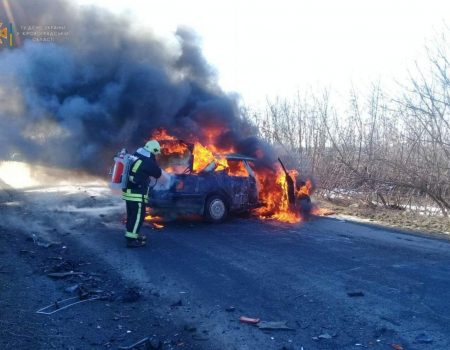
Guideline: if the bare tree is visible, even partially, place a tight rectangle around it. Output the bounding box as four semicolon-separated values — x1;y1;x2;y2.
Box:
246;29;450;217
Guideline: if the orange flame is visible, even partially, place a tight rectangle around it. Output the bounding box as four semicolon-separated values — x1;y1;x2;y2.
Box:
150;128;313;223
152;128;177;141
225;160;248;177
145;214;165;229
312;207;335;216
161;141;188;155
145;214;163;222
255;166;300;223
297;179;312;198
192;142;216;172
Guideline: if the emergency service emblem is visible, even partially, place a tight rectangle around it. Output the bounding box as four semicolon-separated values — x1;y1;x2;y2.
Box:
0;21;13;47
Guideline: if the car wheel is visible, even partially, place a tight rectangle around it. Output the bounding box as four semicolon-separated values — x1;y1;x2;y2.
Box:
205;195;228;223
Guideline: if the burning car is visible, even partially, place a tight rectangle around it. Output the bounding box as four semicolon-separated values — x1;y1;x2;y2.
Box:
111;129;313;224
148;139;260;222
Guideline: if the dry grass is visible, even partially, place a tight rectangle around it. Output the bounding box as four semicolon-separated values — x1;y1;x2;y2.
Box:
315;197;450;237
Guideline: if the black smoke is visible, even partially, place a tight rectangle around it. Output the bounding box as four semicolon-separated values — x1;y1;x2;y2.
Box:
0;0;274;175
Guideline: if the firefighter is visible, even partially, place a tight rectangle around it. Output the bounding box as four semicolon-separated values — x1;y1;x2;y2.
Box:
123;140;162;248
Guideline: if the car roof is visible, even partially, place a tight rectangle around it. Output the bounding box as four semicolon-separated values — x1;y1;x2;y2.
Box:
224;153;256;161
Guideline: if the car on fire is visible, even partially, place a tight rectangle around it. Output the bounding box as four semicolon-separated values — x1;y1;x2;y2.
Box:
147;140;260;223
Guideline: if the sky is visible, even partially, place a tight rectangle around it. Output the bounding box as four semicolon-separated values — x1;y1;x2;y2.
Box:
75;0;450;106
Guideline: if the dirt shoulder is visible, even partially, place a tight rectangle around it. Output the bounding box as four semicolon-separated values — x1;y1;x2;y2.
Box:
315;197;450;238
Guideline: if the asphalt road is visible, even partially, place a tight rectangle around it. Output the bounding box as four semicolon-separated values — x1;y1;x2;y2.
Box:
81;210;450;350
2;186;449;349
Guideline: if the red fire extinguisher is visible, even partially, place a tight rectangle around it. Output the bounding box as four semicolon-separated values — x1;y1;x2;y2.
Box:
110;149;127;189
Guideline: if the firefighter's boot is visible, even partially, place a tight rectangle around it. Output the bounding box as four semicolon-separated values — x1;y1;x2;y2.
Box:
126;236;146;248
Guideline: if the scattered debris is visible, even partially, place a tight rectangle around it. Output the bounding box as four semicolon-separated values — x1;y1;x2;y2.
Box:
391;344;404;350
121;287;142;303
184;324;197;332
225;306;236;312
149;337;162;349
380;316;401;326
47;256;63;260
118;337;149;350
295;320;310;329
77;285;97;300
347;291;365;297
47;260;80;273
192;334;209;341
113;313;130;320
171;299;183;307
373;327;388;338
47;271;85;279
318;333;332;339
37;241;60;248
256;321;293;331
313;333;334;340
239;316;260;324
32;234;61;248
65;284;80;293
415;333;433;344
36;295;101;315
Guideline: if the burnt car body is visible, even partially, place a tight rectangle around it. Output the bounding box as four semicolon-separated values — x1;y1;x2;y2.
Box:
148;147;260;222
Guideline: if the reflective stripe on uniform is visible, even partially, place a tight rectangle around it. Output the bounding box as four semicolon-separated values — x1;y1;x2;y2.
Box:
122;195;144;202
125;231;139;239
131;159;142;173
122;193;148;199
133;202;142;234
123;189;148;196
122;191;149;202
123;192;143;198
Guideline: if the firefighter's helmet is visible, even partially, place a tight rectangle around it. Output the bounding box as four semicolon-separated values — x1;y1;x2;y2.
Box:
144;140;161;155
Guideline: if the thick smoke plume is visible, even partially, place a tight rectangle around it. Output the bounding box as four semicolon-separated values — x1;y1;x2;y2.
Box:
0;0;273;175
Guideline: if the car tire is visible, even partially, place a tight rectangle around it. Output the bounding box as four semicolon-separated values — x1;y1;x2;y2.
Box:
204;195;228;223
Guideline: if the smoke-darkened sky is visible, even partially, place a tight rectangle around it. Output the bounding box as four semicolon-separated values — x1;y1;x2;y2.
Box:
0;0;267;174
